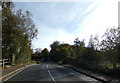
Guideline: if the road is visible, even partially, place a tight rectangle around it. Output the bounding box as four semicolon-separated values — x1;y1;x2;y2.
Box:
5;63;101;83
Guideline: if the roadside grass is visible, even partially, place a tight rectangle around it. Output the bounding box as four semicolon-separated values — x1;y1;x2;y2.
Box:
37;61;43;64
31;60;37;64
58;60;63;65
2;60;40;69
0;65;2;69
76;62;120;78
93;62;120;78
99;62;113;70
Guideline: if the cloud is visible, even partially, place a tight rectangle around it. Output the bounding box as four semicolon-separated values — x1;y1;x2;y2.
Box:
80;0;100;16
12;0;94;2
32;0;119;50
32;25;75;50
74;0;119;44
27;2;94;33
14;0;119;50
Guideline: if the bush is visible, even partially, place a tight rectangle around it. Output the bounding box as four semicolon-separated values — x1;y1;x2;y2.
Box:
37;61;43;64
58;60;63;65
31;61;37;64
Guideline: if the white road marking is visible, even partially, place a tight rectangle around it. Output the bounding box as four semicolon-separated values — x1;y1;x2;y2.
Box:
65;67;98;81
0;64;37;80
48;70;56;83
70;73;76;75
54;65;63;68
47;65;56;83
3;64;34;81
4;67;25;81
0;67;24;80
47;65;48;69
66;67;81;75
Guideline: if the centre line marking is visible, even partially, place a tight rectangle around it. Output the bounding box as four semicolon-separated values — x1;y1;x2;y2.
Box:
47;65;48;69
47;65;56;83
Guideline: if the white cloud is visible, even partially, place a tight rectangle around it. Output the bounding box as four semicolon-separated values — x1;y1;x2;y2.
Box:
32;25;75;50
31;0;119;50
75;0;119;45
80;0;100;16
12;0;93;2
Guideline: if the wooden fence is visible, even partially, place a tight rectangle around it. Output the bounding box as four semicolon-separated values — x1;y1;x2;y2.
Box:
0;59;11;68
0;59;2;67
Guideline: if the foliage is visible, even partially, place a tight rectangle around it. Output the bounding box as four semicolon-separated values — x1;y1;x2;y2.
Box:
40;48;49;62
3;2;119;78
2;2;38;64
50;41;60;50
50;43;75;62
58;60;63;65
31;48;49;62
48;27;120;78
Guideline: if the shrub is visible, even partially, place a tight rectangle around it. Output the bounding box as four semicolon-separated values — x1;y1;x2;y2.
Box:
58;60;63;65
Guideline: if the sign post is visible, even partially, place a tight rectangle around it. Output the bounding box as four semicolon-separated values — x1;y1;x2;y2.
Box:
12;54;15;66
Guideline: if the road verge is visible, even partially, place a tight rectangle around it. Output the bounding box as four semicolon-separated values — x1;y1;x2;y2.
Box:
1;64;35;82
64;64;120;83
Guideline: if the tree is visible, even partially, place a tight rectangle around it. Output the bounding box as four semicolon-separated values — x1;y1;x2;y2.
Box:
100;27;120;70
34;48;42;57
2;2;38;64
50;42;75;63
31;48;42;60
40;48;49;62
2;2;16;58
74;38;85;47
49;41;60;61
88;35;94;49
50;41;60;50
73;38;85;58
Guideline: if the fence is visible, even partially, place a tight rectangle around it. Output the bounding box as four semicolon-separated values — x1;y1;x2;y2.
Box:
0;59;11;68
0;59;2;68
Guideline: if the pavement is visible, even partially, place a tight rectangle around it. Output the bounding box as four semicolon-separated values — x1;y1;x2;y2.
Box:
3;63;101;83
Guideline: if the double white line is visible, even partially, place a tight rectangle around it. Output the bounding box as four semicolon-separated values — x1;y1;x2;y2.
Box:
47;65;56;83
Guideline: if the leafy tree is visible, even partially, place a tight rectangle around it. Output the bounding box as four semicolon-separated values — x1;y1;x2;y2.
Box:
2;2;38;64
50;42;75;63
50;41;60;50
32;48;42;59
100;27;120;70
48;27;120;77
57;44;73;62
40;48;49;62
88;35;94;49
74;38;85;47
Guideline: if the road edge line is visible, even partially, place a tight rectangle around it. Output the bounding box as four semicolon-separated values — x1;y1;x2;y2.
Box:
0;67;24;80
1;64;34;81
64;65;107;83
4;68;25;81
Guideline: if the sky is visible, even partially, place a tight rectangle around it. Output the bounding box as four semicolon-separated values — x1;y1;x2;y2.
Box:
13;0;119;51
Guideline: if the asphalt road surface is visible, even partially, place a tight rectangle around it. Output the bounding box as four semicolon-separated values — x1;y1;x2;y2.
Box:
5;63;101;83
